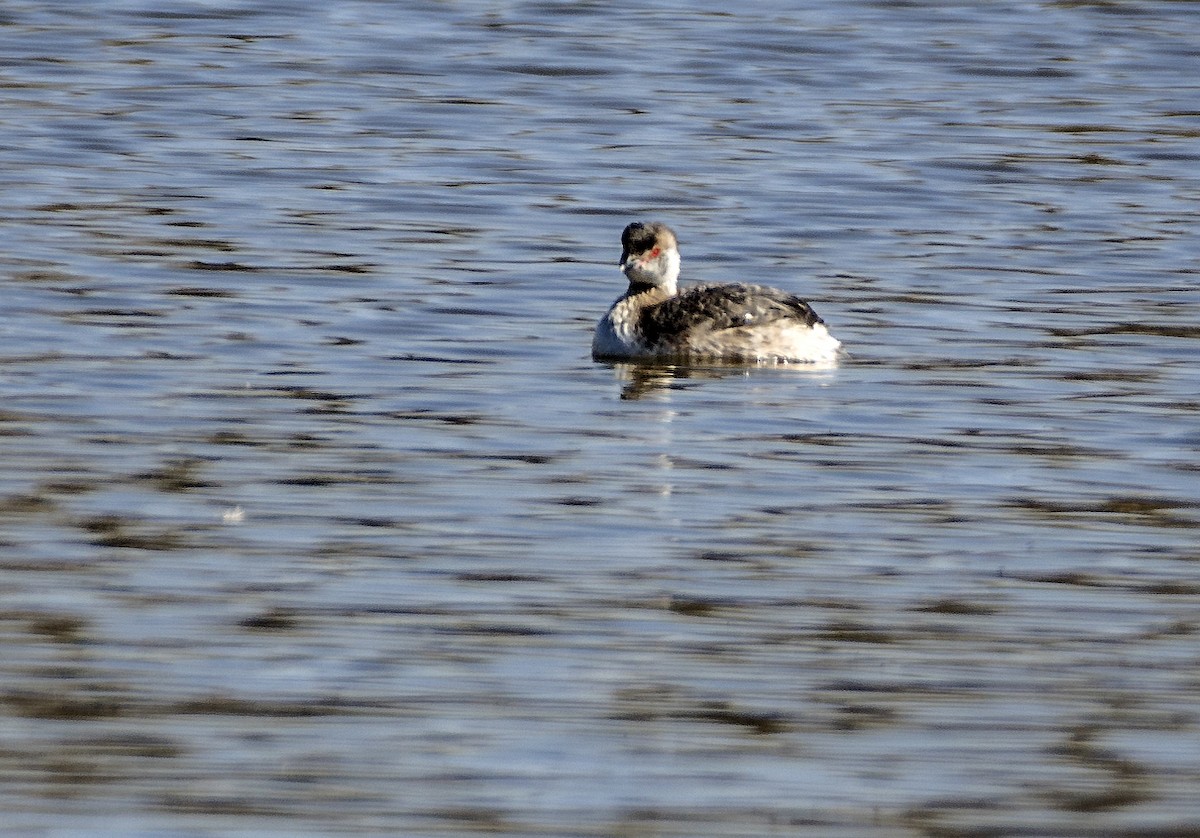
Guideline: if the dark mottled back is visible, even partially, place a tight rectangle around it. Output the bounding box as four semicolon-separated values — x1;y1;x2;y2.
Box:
638;283;824;349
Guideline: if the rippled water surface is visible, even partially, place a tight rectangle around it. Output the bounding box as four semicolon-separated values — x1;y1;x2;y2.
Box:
2;1;1199;835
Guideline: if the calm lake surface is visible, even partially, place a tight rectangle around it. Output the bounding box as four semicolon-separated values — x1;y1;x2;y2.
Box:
2;1;1199;835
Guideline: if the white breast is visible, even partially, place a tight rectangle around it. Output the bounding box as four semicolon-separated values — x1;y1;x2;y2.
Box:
592;297;642;358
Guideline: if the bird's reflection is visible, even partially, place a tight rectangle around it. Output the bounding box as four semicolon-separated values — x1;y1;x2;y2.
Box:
604;359;839;401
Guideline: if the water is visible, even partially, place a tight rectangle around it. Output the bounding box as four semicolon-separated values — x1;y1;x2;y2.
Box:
1;1;1199;835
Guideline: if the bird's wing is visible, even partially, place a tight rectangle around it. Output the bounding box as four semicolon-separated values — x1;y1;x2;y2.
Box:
639;284;822;347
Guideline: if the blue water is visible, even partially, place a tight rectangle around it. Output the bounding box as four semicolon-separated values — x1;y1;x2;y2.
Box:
1;1;1199;835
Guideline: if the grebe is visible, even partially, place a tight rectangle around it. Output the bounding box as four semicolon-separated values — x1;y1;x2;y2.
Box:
592;222;841;364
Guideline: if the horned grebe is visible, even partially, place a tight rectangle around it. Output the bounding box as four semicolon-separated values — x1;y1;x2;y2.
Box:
592;222;841;364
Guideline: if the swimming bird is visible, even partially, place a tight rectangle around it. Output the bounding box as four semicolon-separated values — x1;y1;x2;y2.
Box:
592;221;841;363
